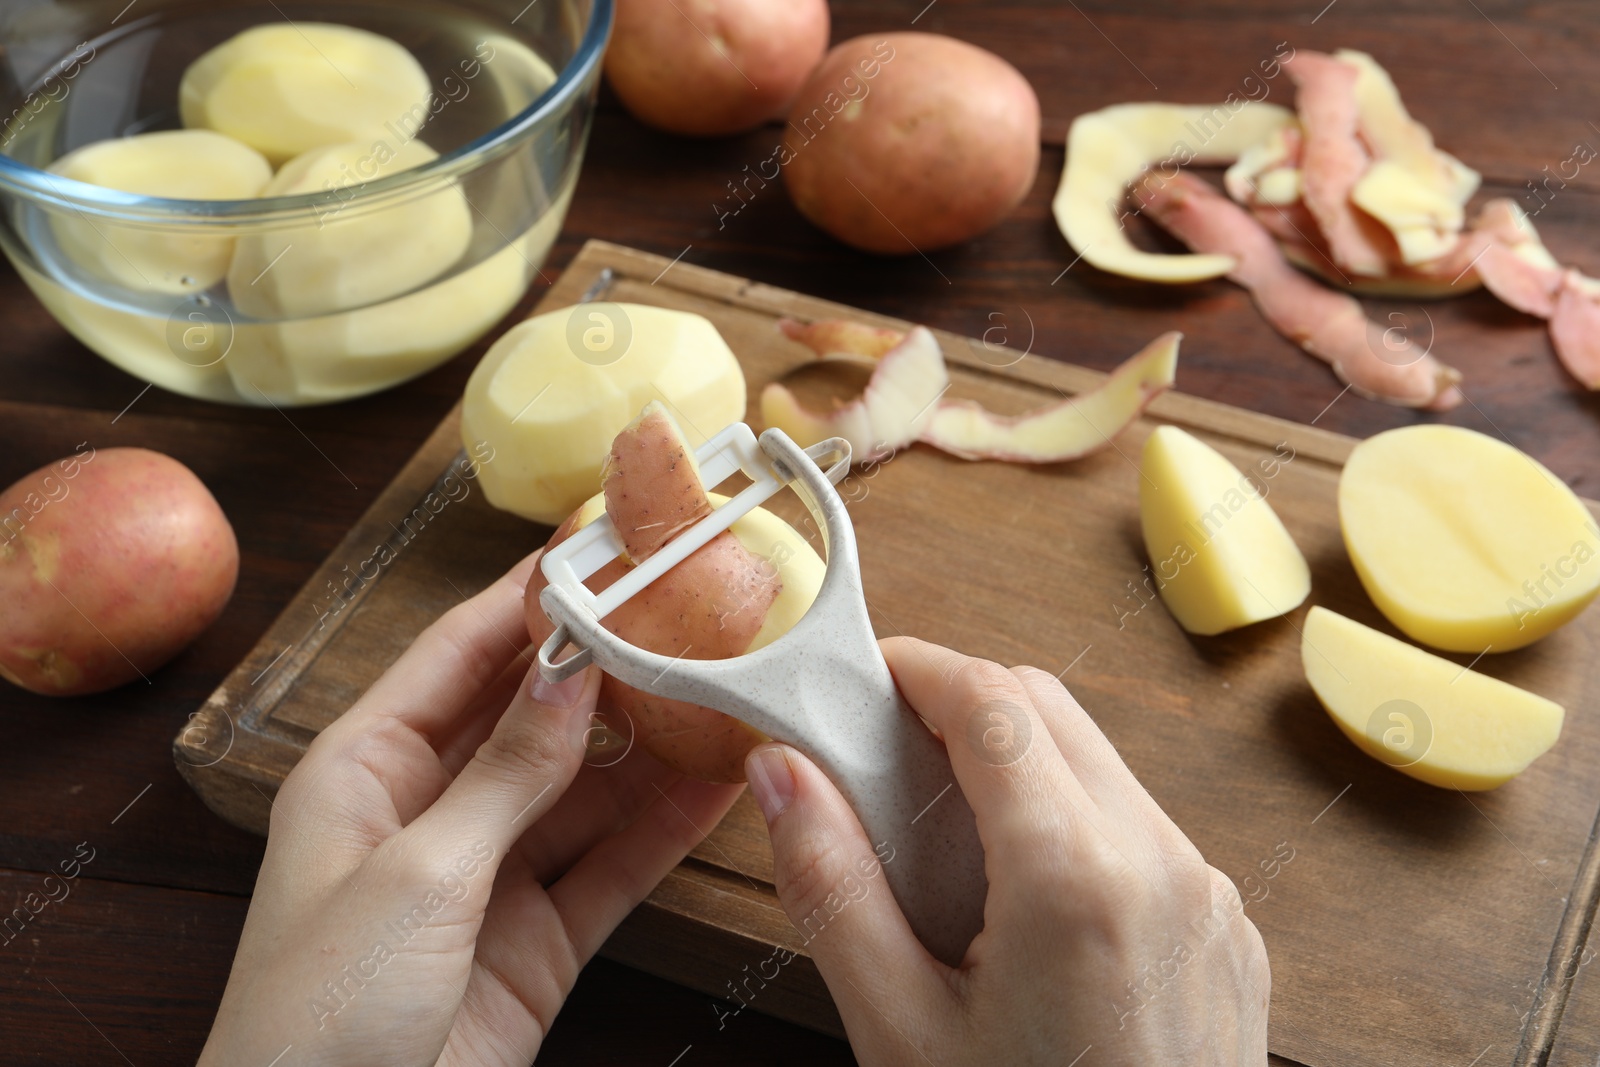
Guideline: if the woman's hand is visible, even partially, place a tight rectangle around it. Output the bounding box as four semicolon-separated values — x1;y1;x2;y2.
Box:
744;636;1271;1066
201;551;743;1066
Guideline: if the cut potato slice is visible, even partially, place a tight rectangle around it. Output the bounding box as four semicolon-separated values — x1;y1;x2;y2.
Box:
180;23;432;166
1139;425;1310;635
923;332;1179;462
48;130;272;294
1340;424;1600;652
760;325;948;463
463;303;747;525
1302;606;1563;790
1055;102;1297;283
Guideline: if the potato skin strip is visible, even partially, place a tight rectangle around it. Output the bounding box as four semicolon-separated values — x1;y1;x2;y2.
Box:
921;333;1179;463
1055;101;1297;283
1281;51;1392;278
764;319;1179;464
1137;171;1462;410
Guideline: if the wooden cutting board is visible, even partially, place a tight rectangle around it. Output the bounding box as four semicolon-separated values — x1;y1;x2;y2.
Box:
176;239;1600;1065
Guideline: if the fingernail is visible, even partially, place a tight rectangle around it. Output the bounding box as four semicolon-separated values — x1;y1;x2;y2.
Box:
531;668;588;707
532;669;594;755
746;746;797;824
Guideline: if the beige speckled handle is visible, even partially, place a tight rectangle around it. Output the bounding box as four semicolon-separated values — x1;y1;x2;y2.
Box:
539;429;986;967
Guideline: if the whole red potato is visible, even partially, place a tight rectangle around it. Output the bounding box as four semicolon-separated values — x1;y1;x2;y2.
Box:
782;32;1041;253
604;0;830;136
0;447;238;696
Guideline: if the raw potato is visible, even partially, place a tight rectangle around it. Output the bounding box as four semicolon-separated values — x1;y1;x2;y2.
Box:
0;448;238;696
13;259;243;402
924;332;1179;462
48;130;272;293
1302;606;1563;790
782;33;1040;254
228;139;472;320
180;23;432;166
1140;425;1309;635
224;185;568;405
525;408;824;781
1055;101;1296;282
605;0;829;136
463;303;747;524
1339;425;1600;652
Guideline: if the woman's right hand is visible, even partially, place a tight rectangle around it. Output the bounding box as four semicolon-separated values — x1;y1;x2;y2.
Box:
743;636;1270;1066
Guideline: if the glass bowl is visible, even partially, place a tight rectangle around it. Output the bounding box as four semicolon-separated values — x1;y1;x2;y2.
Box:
0;0;609;405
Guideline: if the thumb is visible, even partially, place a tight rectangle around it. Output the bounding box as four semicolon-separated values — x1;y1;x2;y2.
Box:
745;744;948;1034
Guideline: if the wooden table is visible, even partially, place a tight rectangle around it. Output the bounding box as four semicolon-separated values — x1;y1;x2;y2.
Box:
3;2;1599;1063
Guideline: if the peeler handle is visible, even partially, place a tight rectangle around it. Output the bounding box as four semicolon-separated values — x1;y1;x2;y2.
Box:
544;571;986;966
539;429;987;966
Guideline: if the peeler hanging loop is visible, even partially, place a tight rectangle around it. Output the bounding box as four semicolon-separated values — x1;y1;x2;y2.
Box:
536;622;591;683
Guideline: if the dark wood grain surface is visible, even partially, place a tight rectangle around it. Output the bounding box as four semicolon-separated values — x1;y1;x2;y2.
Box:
4;1;1600;1063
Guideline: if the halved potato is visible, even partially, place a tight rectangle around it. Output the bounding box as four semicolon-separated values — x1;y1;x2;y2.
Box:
1339;425;1600;652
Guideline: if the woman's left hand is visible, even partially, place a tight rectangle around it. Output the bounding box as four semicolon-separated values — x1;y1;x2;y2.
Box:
201;550;743;1066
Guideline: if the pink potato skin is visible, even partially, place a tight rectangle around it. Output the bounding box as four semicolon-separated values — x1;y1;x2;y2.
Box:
525;511;776;783
604;0;830;136
0;448;239;696
782;33;1041;254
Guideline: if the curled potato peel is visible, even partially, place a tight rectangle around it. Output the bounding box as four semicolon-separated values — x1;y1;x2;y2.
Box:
1054;101;1296;283
763;318;1178;464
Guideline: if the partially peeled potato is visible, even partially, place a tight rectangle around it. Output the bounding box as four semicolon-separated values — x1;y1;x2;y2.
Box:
524;403;823;782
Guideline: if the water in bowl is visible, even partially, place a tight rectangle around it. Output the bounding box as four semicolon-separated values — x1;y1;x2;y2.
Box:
0;0;591;404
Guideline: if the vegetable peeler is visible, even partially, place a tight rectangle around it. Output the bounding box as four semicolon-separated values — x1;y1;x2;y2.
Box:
536;422;986;967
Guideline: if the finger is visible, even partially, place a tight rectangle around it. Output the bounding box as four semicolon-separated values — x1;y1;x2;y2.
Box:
440;675;696;883
1009;665;1207;864
744;743;950;1031
881;637;1102;868
447;774;744;1062
334;550;544;743
433;648;539;776
284;638;536;841
545;774;744;960
511;756;688;884
402;661;598;863
1007;666;1151;815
